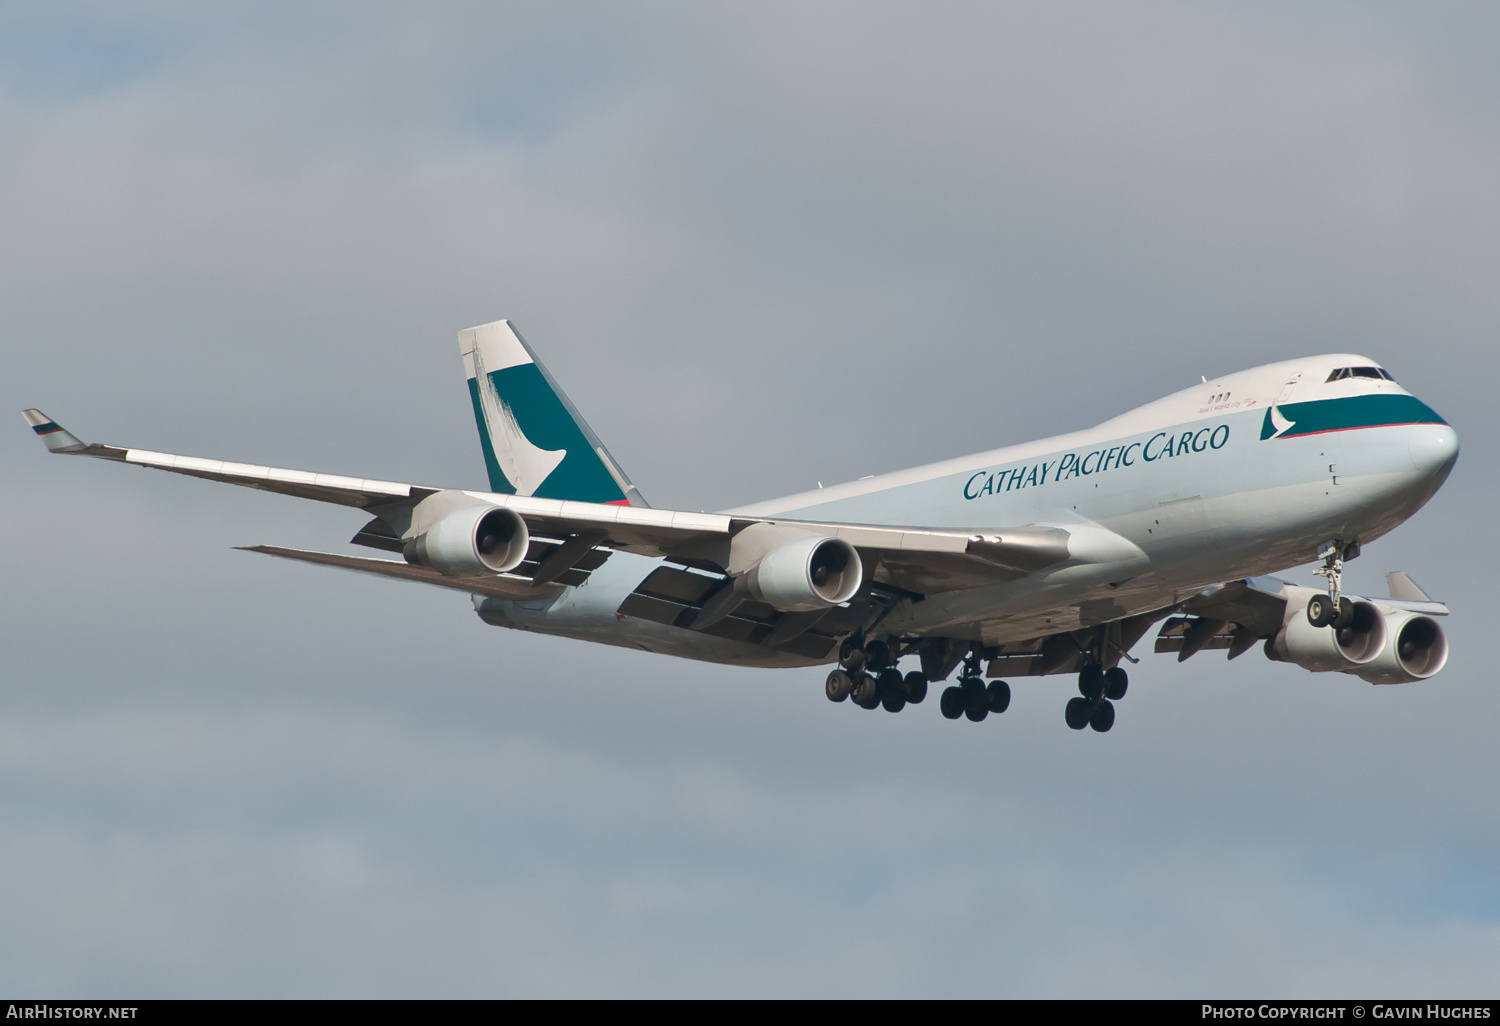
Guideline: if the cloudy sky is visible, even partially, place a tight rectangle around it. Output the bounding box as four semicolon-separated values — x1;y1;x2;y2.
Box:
3;1;1498;997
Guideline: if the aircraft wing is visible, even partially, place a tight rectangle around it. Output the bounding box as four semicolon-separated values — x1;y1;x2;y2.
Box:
21;410;429;509
24;409;1076;597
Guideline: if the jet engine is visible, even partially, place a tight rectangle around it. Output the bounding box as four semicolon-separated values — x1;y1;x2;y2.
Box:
740;535;862;611
1266;586;1386;672
1355;612;1448;684
403;504;529;577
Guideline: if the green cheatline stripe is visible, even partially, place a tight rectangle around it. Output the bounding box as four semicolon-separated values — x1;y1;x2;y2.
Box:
1261;394;1445;440
31;422;61;434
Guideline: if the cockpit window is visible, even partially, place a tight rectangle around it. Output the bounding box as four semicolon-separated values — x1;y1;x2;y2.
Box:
1326;366;1396;383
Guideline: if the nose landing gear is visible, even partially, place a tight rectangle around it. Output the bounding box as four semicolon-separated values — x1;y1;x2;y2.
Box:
1308;539;1361;627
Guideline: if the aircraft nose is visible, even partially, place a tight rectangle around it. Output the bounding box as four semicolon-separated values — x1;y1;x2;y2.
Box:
1409;423;1459;477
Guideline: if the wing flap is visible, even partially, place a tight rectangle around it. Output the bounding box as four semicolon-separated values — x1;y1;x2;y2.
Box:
617;564;845;659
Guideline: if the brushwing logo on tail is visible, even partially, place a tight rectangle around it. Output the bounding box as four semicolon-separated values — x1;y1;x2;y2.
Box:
471;342;566;496
459;320;637;505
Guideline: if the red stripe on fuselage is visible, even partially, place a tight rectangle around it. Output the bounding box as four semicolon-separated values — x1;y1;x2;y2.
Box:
1281;421;1435;439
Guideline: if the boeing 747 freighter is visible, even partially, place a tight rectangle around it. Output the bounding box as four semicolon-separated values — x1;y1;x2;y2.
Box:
25;320;1458;732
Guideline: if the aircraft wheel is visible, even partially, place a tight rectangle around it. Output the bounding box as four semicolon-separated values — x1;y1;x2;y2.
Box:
825;669;853;703
1089;699;1116;733
962;678;989;720
878;669;906;712
940;686;965;719
864;639;892;672
1103;666;1128;701
839;638;866;673
852;673;879;709
986;679;1011;714
1306;594;1336;628
1078;663;1105;699
904;671;928;704
1065;697;1091;730
1331;597;1355;630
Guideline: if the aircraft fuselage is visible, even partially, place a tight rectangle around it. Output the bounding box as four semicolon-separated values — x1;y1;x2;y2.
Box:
477;353;1457;667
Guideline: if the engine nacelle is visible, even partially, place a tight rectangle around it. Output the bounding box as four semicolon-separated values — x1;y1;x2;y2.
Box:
1355;612;1448;684
740;535;862;611
1267;585;1386;672
403;504;529;577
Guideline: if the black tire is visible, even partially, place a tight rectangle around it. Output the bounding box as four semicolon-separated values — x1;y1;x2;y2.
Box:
825;669;852;703
1065;697;1091;730
852;673;879;708
877;668;905;712
1078;663;1105;699
963;679;989;720
1089;699;1115;733
986;679;1011;714
1332;597;1355;630
1306;594;1334;628
904;671;928;704
1104;666;1128;701
865;639;892;672
940;686;965;719
839;638;866;673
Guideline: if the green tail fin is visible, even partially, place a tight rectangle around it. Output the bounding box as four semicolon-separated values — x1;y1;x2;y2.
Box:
457;320;647;506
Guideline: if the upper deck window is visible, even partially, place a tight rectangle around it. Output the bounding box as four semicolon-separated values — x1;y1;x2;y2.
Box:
1326;366;1395;382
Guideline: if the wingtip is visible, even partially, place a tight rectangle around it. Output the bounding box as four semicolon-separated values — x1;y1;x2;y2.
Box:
1385;571;1433;603
22;408;86;452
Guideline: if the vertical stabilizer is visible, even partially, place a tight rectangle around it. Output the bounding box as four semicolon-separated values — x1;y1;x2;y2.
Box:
457;320;647;506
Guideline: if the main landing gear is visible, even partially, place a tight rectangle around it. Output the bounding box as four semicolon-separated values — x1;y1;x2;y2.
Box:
828;638;1130;733
1064;663;1127;733
825;637;928;713
937;651;1011;724
827;639;1007;723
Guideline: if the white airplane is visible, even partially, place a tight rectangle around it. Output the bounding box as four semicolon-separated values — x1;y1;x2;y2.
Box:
24;320;1458;732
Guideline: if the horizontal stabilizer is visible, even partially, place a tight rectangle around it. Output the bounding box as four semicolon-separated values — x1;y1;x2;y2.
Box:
240;545;557;601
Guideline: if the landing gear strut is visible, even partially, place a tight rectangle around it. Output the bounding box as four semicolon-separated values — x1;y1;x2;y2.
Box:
1307;540;1360;628
939;649;1011;723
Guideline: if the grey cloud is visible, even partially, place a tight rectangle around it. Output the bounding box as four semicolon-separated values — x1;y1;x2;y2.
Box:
2;0;1498;996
